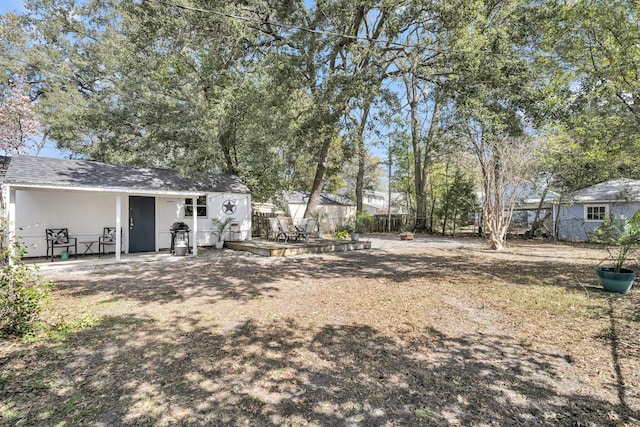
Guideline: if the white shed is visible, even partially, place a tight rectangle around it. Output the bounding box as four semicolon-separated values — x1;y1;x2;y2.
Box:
1;155;251;260
284;191;356;233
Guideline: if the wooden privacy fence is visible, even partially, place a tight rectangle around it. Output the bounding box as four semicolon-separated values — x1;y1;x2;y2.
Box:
252;213;276;239
252;212;355;237
252;212;415;236
369;215;410;233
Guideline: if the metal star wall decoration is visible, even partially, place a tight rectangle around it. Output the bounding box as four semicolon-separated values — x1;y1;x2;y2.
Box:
222;199;237;214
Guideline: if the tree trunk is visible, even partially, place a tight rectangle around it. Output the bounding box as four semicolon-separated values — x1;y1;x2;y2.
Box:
420;93;442;219
354;101;372;214
218;126;238;175
356;149;365;213
452;205;458;237
553;195;564;240
405;72;442;231
303;135;332;218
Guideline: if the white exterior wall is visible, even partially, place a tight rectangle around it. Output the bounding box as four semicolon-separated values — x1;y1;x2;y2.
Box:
161;192;252;246
287;203;307;220
206;192;252;242
15;189;127;258
287;203;355;232
14;189;252;258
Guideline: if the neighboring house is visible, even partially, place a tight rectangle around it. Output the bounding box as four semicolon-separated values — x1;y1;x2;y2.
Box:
335;187;408;216
363;190;408;216
472;182;558;235
253;191;356;232
1;155;251;259
509;188;560;232
557;178;640;241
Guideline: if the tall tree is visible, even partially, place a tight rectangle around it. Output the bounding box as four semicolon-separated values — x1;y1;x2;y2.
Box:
541;0;640;192
250;1;404;217
0;13;44;155
0;79;42;155
390;0;453;230
446;0;552;249
555;1;640;129
11;0;311;198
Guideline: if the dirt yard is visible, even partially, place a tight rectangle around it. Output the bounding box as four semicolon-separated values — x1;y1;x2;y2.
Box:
1;235;639;426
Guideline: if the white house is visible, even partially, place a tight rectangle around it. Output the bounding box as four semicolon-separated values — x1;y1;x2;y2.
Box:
285;191;355;231
253;191;356;232
557;178;640;241
336;187;408;216
1;155;251;260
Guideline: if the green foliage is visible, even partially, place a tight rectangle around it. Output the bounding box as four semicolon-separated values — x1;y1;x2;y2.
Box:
436;168;477;236
541;1;640;192
211;217;235;242
590;210;640;273
42;312;102;342
310;210;326;232
0;223;52;338
334;230;350;240
353;211;372;234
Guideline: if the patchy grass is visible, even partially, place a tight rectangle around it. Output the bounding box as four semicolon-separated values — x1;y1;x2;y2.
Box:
1;237;639;426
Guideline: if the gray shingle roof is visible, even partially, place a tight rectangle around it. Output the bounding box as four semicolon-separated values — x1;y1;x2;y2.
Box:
3;155;250;194
285;191;356;206
566;178;640;202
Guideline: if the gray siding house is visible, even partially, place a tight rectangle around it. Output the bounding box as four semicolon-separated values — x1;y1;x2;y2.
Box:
557;178;640;241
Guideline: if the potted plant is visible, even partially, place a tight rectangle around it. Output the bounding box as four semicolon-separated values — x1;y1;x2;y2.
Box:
350;211;371;242
311;210;326;239
591;210;640;293
211;217;235;249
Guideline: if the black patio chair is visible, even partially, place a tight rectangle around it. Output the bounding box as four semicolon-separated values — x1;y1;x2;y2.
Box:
45;228;77;262
98;227;122;257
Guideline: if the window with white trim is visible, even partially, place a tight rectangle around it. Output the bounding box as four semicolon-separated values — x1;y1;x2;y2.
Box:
585;205;608;221
185;196;207;217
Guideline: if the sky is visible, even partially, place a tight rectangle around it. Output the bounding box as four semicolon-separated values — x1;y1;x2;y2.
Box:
1;0;24;14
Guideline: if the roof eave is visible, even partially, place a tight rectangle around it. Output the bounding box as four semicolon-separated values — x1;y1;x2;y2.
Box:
568;198;640;203
4;182;209;197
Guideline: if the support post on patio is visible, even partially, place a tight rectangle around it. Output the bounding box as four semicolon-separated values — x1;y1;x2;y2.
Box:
6;186;16;266
192;195;198;257
115;195;122;262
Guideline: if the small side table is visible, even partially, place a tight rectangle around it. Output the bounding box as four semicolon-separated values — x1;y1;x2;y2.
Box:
80;241;97;256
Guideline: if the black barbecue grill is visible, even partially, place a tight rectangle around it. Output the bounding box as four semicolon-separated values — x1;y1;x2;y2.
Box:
170;221;191;254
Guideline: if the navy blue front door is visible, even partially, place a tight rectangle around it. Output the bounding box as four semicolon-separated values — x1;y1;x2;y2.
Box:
129;196;155;253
